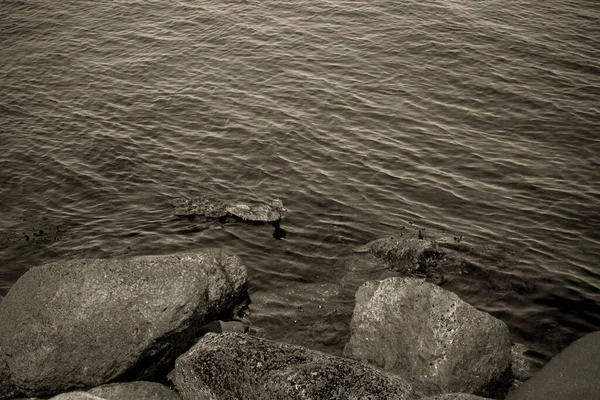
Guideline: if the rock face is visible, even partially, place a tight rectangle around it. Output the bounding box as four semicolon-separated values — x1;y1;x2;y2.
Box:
175;332;414;400
0;250;248;398
87;381;181;400
0;355;17;399
506;331;600;400
343;277;512;398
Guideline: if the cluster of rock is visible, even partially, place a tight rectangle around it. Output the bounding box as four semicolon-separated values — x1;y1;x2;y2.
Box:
0;244;598;399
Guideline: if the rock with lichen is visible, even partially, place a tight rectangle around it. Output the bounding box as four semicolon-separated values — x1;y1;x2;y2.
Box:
175;332;414;400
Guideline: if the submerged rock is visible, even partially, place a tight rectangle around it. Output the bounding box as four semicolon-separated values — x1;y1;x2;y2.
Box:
506;331;600;400
0;249;248;399
171;197;287;222
343;277;512;398
175;332;414;400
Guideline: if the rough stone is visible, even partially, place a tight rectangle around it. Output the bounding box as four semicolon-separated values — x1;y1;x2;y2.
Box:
0;354;18;399
175;332;414;400
0;249;248;398
171;197;286;222
343;277;511;398
506;331;600;400
87;381;181;400
49;393;104;400
425;394;492;400
510;343;535;382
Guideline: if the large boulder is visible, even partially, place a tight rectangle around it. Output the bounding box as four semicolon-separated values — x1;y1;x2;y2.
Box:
175;332;414;400
506;331;600;400
343;277;511;398
87;381;181;400
0;250;248;398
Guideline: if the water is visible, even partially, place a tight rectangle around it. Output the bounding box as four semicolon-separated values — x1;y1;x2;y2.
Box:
1;0;599;368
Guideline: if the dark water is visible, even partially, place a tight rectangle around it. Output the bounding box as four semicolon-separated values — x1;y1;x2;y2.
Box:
1;0;599;368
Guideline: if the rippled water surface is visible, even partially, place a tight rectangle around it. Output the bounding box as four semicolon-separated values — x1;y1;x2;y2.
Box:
1;0;599;366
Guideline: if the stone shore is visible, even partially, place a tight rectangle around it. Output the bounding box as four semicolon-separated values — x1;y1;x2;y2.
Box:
0;246;597;400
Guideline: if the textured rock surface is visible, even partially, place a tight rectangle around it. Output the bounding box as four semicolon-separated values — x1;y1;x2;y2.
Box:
343;277;511;398
175;332;414;400
425;394;492;400
351;234;477;282
0;249;247;398
49;393;104;400
87;381;181;400
510;343;535;382
0;355;18;399
506;331;600;400
171;197;286;222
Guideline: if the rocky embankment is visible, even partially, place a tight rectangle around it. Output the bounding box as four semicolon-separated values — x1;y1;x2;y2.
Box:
0;243;597;399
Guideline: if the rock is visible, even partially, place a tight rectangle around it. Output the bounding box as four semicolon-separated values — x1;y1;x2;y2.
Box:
87;381;181;400
425;394;493;400
0;249;248;398
343;277;512;398
510;343;535;382
351;234;476;281
506;331;600;400
171;197;286;222
49;393;104;400
0;355;18;399
175;332;414;400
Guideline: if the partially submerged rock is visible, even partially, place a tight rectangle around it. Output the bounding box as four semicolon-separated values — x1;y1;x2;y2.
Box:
175;332;414;400
343;277;512;398
49;393;103;400
0;250;248;398
171;197;287;222
510;343;536;383
506;331;600;400
87;381;181;400
352;232;476;281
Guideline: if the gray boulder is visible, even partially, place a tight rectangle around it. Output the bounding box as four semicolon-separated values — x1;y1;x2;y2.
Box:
506;331;600;400
0;249;248;398
343;277;511;398
88;381;181;400
175;332;414;400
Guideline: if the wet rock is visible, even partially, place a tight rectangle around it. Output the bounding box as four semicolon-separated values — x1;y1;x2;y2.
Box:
506;331;600;400
0;249;248;398
175;332;414;400
510;343;535;382
87;381;181;400
424;394;493;400
343;277;512;398
171;197;286;222
351;233;476;281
